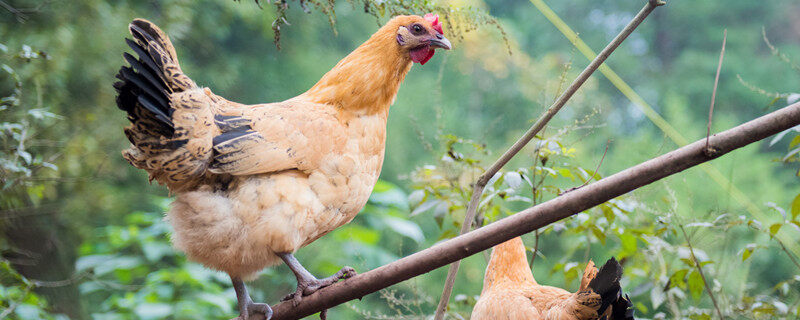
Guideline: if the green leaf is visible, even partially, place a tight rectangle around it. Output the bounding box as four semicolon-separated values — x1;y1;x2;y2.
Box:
75;254;116;272
783;147;800;161
618;233;637;258
407;189;425;207
669;269;688;289
369;180;408;210
590;225;606;244
769;223;782;236
634;302;648;315
689;312;712;320
601;205;615;223
410;199;441;216
688;270;704;300
790;135;800;148
650;286;665;309
790;193;800;219
14;305;45;319
557;168;575;179
742;245;755;261
680;258;696;267
382;216;425;243
142;242;173;262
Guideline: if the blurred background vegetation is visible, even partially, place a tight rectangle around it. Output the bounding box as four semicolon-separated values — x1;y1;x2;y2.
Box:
1;0;799;319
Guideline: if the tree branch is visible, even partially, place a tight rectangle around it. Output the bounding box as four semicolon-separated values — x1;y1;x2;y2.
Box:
434;1;664;317
262;101;800;320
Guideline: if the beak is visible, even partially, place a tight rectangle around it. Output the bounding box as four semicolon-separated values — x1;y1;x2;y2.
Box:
429;34;452;50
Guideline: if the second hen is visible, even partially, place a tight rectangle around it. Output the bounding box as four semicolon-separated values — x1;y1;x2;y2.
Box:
114;14;451;320
472;237;635;320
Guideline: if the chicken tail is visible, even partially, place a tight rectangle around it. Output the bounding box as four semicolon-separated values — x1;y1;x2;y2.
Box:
588;258;635;320
114;19;214;190
606;293;635;320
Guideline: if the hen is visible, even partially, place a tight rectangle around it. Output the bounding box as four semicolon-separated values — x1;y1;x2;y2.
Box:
471;237;635;320
113;14;450;320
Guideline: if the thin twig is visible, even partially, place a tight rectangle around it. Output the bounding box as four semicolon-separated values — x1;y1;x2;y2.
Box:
431;3;663;317
559;139;611;195
529;230;540;268
762;27;800;73
31;272;87;288
776;238;800;272
746;224;800;272
705;29;727;156
678;225;724;319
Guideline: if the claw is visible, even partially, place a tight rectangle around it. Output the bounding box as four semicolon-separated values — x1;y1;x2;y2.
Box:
238;301;272;320
231;276;273;320
281;266;356;303
279;253;356;319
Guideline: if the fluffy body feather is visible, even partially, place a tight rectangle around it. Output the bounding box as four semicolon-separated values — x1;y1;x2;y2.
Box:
115;15;443;281
471;237;635;320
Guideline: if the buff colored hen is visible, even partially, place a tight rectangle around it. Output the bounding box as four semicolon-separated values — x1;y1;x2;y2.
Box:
113;14;450;320
472;237;635;320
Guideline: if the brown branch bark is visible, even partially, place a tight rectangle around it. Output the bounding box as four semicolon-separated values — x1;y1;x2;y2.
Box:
261;102;800;320
434;1;664;317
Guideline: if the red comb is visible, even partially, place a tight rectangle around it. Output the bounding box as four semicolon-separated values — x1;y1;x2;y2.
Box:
424;13;443;35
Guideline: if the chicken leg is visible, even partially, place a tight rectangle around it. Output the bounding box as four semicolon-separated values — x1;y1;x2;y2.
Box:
279;253;355;319
231;276;272;320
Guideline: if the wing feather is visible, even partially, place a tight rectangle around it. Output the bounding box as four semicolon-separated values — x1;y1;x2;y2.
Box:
208;104;346;176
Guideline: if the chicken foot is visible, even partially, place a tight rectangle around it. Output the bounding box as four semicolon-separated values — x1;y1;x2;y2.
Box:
232;276;273;320
278;253;356;319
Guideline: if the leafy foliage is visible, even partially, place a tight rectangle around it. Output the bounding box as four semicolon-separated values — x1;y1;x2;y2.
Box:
236;0;509;51
0;43;60;208
77;205;238;320
0;42;66;320
0;261;61;320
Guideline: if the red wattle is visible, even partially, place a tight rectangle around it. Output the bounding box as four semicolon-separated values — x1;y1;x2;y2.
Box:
410;46;435;65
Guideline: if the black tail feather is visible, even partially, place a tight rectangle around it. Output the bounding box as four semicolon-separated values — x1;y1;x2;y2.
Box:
124;38;166;84
136;95;172;127
122;52;170;98
588;257;638;320
119;65;169;110
608;294;635;320
115;24;176;137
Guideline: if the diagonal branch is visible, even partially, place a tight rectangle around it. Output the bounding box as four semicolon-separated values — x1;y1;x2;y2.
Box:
433;1;665;317
262;102;800;320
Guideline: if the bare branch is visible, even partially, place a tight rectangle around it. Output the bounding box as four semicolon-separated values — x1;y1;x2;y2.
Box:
261;101;800;320
705;29;727;156
433;1;664;317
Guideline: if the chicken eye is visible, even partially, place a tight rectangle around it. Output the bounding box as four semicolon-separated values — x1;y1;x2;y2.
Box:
411;24;423;34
